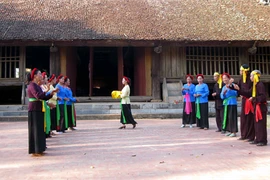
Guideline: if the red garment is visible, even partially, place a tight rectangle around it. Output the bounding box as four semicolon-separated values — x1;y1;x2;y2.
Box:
244;98;254;115
255;103;263;122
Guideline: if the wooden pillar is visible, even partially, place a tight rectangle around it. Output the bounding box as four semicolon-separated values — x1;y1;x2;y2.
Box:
49;47;60;76
152;49;161;100
59;47;77;95
145;47;152;96
134;47;146;95
89;47;93;96
118;47;124;90
66;47;77;95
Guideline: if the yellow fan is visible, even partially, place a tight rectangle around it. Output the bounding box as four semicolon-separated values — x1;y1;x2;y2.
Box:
111;91;121;99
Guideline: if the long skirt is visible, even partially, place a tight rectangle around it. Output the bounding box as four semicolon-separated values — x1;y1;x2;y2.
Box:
223;105;238;133
240;111;254;140
196;102;209;128
50;108;57;130
254;104;268;144
67;105;76;128
215;107;224;131
28;111;46;154
59;104;66;132
182;102;196;125
120;104;137;125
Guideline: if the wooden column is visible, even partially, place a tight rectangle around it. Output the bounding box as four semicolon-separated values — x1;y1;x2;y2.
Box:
118;47;124;90
89;47;93;96
65;47;77;95
152;49;161;100
134;47;146;95
49;47;60;76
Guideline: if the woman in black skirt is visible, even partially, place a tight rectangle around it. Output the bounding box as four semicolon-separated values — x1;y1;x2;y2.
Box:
27;68;58;156
119;76;137;129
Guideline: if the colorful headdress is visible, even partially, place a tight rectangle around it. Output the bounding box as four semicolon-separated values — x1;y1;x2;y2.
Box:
251;70;261;97
185;74;194;80
56;74;63;83
30;68;38;80
123;76;130;84
196;74;204;79
214;72;222;89
240;64;250;83
41;72;46;79
48;74;55;82
222;72;231;79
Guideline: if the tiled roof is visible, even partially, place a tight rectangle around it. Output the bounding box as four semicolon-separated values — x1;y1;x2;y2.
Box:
0;0;269;41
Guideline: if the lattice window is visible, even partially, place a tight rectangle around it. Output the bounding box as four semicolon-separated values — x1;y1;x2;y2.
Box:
0;46;20;78
186;47;240;76
249;47;270;75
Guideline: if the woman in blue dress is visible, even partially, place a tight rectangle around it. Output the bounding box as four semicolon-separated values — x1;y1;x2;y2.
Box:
181;74;196;128
194;74;209;130
220;73;238;137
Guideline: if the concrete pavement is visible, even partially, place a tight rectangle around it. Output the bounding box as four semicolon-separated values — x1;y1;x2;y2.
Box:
0;118;270;180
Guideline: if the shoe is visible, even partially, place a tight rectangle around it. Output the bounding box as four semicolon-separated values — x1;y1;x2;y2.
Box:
256;143;267;146
204;128;208;130
133;124;136;129
249;141;257;144
225;133;231;136
71;127;76;130
55;131;63;134
221;131;226;134
245;139;254;142
237;137;246;140
189;125;193;128
229;133;236;137
215;130;221;132
181;124;185;128
119;125;126;129
32;153;43;157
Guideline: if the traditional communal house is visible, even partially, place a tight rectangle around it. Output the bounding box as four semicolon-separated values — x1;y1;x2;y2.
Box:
0;0;270;104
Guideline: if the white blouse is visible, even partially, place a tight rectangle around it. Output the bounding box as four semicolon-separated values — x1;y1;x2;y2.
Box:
121;85;130;104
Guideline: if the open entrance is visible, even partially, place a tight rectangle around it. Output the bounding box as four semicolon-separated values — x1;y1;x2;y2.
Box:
76;47;90;96
123;47;134;95
92;47;118;96
26;46;50;73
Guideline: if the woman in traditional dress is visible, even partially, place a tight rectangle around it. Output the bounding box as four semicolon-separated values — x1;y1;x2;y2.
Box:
64;76;78;131
119;76;137;129
47;74;59;134
212;72;225;133
27;68;57;156
40;72;52;138
194;74;209;130
237;64;254;141
220;73;238;137
234;70;267;146
181;74;196;128
56;75;69;133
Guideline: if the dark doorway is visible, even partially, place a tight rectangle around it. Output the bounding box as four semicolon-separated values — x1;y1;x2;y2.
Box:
123;47;134;95
76;47;90;96
26;46;50;73
92;47;118;96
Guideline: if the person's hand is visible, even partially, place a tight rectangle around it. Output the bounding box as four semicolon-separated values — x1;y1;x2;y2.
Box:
249;97;253;101
223;89;227;95
212;92;216;96
76;99;80;102
47;102;56;109
233;84;240;90
64;97;69;101
57;97;62;101
229;78;234;84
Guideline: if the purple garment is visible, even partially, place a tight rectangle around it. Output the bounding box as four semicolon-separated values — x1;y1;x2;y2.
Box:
27;82;52;111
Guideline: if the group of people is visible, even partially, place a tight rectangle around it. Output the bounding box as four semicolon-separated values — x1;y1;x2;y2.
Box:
180;64;268;146
27;68;78;156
